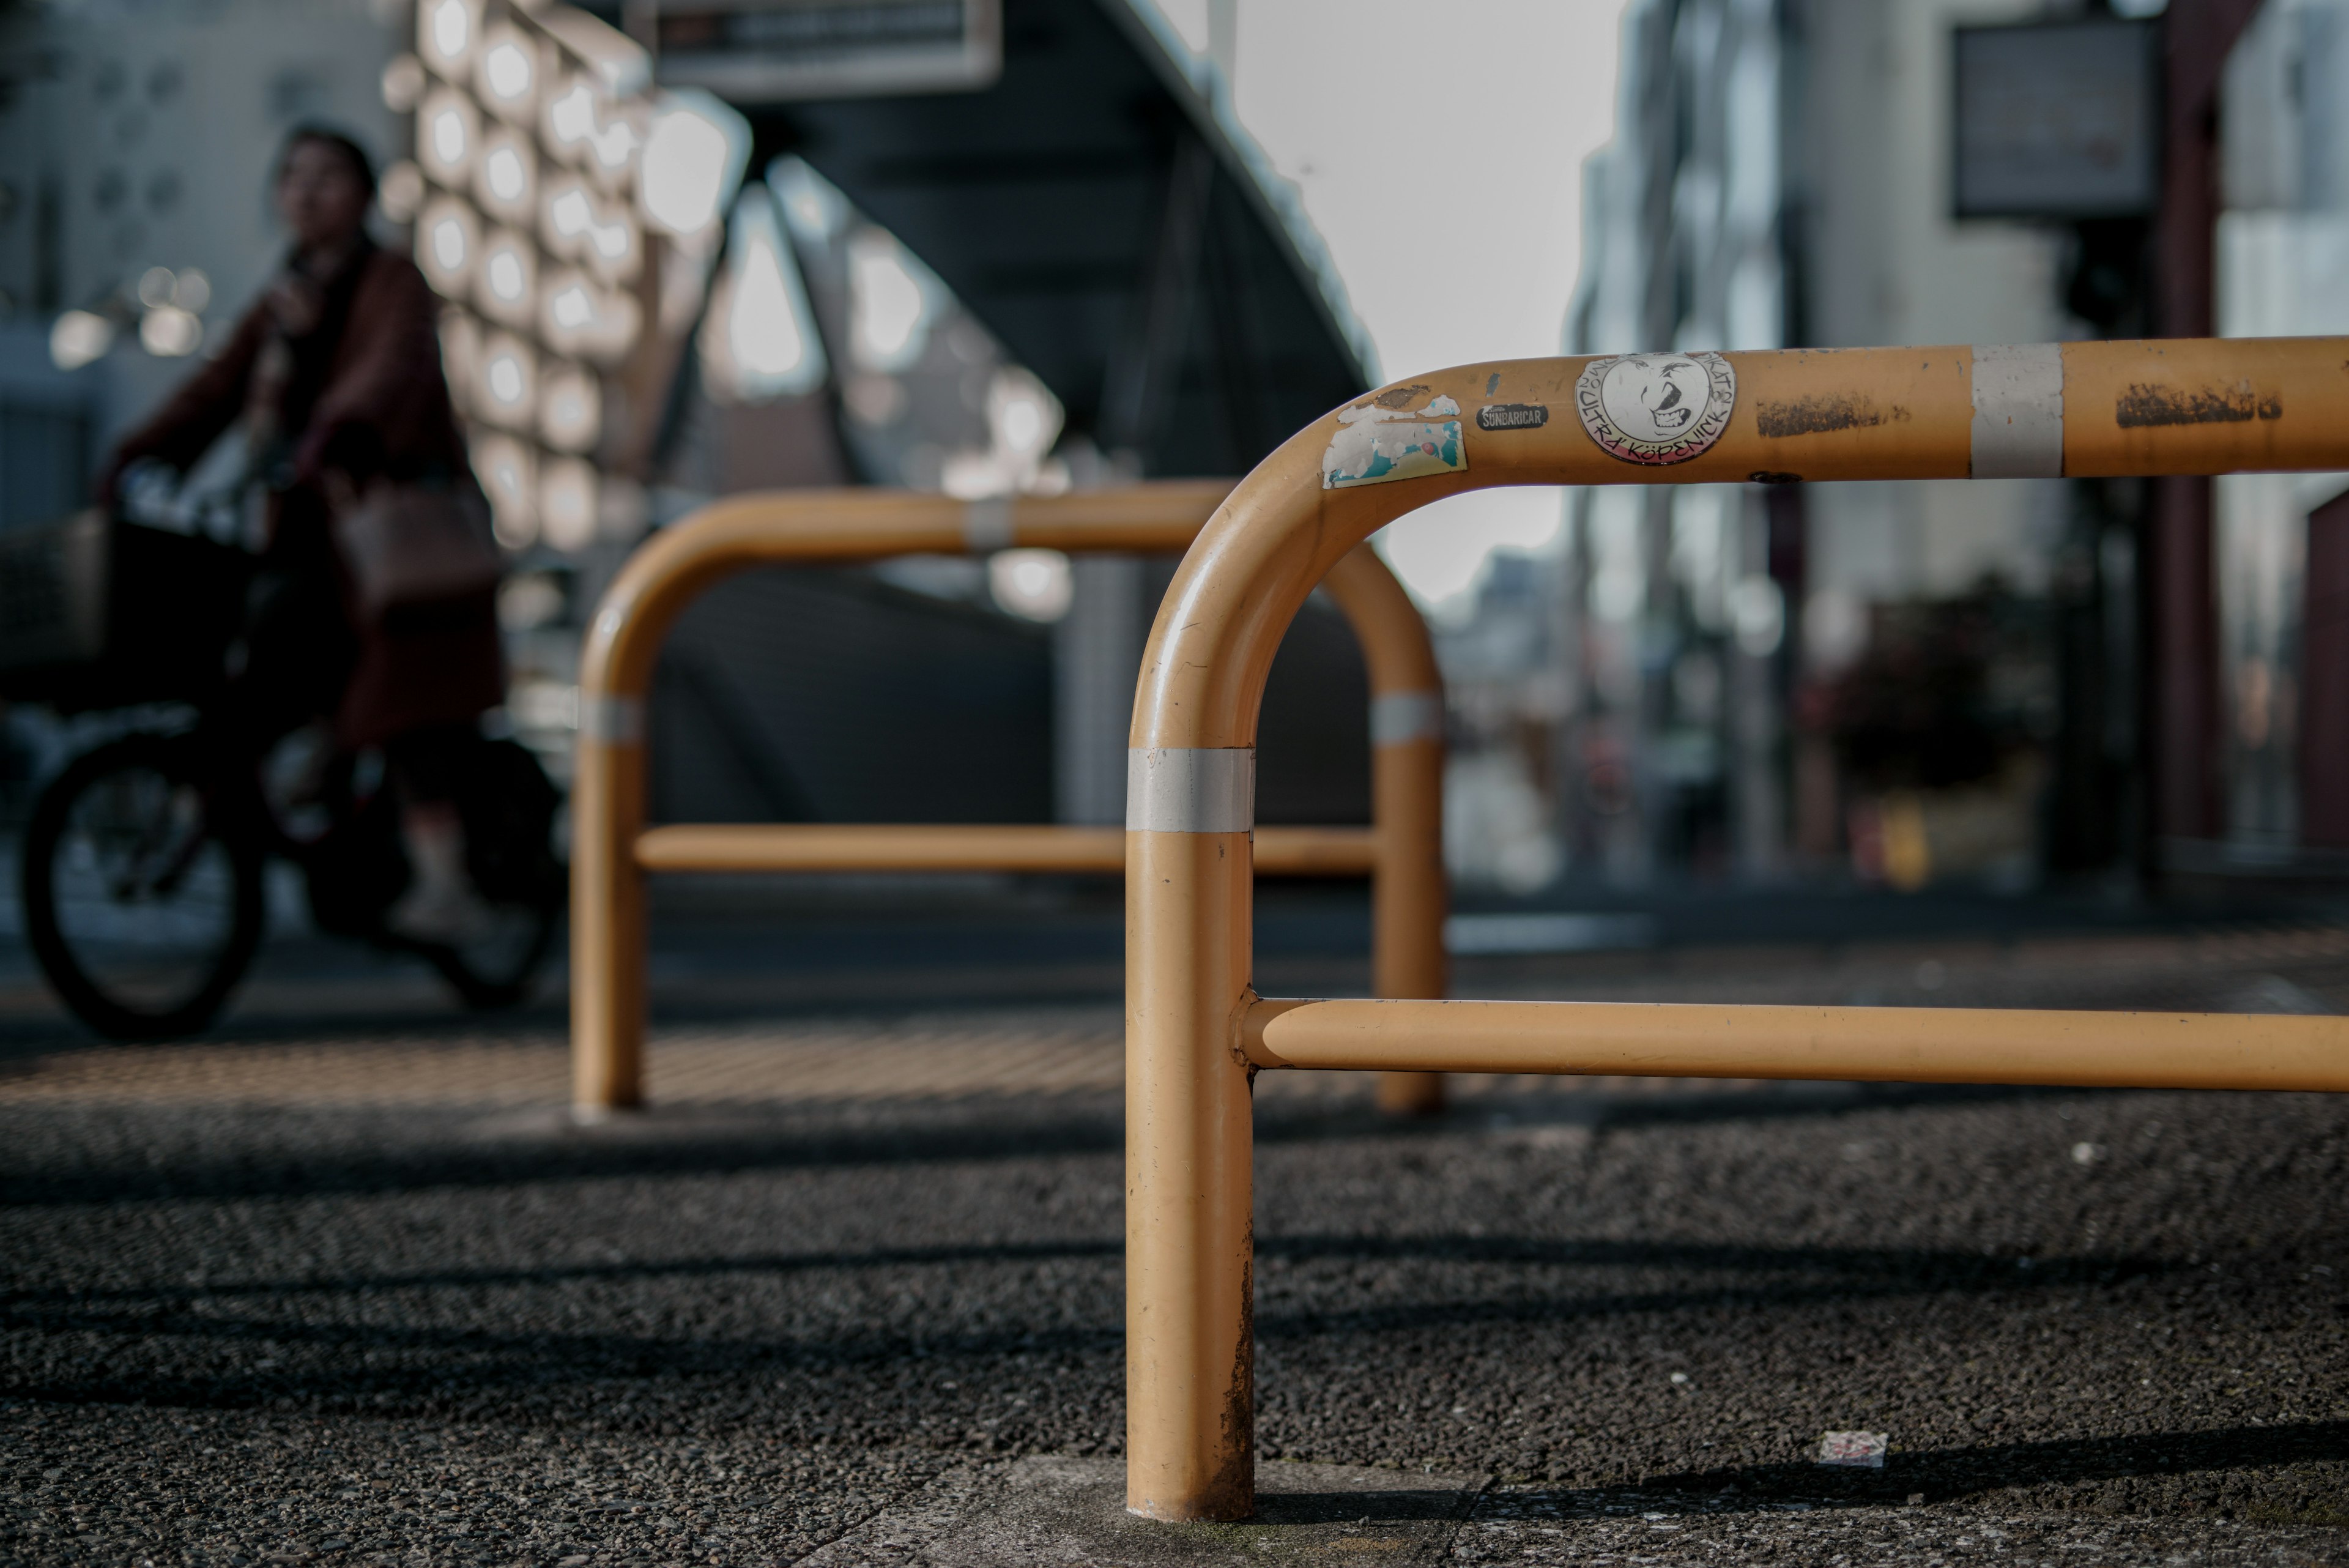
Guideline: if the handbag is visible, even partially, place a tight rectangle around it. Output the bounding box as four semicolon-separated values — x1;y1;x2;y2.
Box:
332;480;502;622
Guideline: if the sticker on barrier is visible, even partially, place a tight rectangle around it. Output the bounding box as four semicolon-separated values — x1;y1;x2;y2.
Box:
1574;351;1737;465
1476;401;1549;431
1323;388;1466;488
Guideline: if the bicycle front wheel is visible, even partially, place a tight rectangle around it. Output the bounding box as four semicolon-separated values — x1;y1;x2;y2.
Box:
21;734;265;1040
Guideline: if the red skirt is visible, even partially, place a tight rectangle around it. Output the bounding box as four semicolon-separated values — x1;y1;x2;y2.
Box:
336;587;505;749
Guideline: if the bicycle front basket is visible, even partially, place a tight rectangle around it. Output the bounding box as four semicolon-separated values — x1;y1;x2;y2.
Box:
0;511;250;711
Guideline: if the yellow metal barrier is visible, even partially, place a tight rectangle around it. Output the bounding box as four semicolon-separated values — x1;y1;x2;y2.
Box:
571;481;1447;1116
1125;338;2349;1522
633;823;1382;876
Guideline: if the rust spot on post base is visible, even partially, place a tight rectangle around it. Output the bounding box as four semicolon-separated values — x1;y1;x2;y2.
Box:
1201;1239;1256;1520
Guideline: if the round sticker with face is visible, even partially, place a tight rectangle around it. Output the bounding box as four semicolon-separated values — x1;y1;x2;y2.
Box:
1573;352;1737;466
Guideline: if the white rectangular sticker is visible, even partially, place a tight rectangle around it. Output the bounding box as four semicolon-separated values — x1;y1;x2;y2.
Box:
1970;343;2064;479
1126;748;1254;833
1369;691;1443;747
580;694;644;744
963;496;1015;553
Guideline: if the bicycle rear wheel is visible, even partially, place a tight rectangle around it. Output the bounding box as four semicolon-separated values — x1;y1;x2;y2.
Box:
22;734;265;1040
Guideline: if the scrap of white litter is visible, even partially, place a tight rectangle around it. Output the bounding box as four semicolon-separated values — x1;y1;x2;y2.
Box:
1817;1430;1888;1468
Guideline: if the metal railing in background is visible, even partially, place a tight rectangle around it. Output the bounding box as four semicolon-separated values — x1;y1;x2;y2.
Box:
570;481;1447;1117
1123;338;2349;1523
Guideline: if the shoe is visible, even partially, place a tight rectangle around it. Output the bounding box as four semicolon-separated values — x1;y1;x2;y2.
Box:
386;879;499;945
388;808;497;944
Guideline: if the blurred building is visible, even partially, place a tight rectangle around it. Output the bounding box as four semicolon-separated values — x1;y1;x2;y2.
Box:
1553;0;2301;898
1563;0;1806;890
2210;0;2349;859
1435;551;1574;894
0;0;403;524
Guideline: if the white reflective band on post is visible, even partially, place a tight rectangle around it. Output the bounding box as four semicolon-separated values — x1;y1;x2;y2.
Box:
1126;748;1255;833
963;496;1015;554
580;694;644;744
1970;343;2065;480
1370;691;1443;747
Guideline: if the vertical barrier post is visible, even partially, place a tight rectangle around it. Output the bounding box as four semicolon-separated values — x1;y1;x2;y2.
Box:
1124;750;1259;1521
570;503;784;1119
1126;453;1346;1522
1323;546;1448;1115
571;664;650;1113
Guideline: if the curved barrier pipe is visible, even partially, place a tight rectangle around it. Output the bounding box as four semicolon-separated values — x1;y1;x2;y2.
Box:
1124;338;2349;1521
571;481;1445;1116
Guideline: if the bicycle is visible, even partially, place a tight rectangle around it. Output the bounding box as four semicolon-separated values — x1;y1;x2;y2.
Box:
4;509;565;1041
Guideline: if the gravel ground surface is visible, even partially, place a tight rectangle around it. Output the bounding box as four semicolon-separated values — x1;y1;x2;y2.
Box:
3;928;2348;1564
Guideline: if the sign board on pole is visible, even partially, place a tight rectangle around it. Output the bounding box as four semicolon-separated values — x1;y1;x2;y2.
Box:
1953;19;2162;221
654;0;1001;102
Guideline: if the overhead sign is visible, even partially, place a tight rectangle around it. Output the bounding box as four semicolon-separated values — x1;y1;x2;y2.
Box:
655;0;1001;103
1952;19;2161;221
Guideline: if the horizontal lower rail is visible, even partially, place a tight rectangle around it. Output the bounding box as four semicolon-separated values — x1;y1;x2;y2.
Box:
1241;997;2349;1093
634;823;1379;876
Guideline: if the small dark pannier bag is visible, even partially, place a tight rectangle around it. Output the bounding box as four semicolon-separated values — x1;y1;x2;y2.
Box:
0;512;252;712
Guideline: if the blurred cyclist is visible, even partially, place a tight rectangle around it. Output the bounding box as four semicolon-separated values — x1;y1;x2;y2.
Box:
98;125;505;941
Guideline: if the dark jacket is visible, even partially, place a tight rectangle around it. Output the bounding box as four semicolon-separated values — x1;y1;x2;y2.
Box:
106;243;503;748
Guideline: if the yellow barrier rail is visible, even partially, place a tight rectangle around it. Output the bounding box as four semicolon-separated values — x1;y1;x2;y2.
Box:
1124;338;2349;1522
570;481;1447;1116
634;823;1379;876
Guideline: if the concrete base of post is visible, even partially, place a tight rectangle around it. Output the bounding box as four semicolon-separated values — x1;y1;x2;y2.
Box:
795;1455;1487;1564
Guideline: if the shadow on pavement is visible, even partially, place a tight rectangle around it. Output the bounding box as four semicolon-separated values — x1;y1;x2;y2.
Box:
0;1233;2181;1414
0;1234;2173;1307
1252;1487;1473;1524
1477;1419;2349;1515
0;1081;2090;1208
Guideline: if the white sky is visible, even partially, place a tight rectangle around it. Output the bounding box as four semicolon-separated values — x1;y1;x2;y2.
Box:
1152;0;1630;613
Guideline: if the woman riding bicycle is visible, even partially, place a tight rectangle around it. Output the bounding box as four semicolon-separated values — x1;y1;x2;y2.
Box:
98;125;503;943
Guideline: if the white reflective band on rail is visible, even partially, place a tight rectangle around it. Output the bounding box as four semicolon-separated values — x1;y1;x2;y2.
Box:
1970;343;2065;479
1126;748;1255;833
963;496;1015;553
579;694;644;744
1370;691;1443;747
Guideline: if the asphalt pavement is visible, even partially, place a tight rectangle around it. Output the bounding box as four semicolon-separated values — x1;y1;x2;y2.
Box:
2;902;2347;1565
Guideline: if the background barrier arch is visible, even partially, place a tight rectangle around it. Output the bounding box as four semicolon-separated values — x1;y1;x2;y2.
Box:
571;481;1447;1117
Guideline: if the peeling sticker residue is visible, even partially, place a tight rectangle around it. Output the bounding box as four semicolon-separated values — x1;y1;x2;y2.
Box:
2115;381;2283;429
1756;393;1905;439
1575;352;1737;466
1323;392;1466;489
1485;372;1501;395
